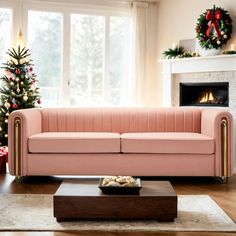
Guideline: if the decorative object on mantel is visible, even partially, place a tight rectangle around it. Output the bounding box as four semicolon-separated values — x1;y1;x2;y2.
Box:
196;5;232;56
162;45;198;59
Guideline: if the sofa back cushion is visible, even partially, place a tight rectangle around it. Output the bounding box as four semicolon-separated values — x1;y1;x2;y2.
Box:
41;107;201;133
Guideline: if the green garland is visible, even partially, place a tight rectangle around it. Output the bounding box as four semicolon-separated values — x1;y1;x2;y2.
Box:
162;46;198;59
162;46;185;59
196;6;232;50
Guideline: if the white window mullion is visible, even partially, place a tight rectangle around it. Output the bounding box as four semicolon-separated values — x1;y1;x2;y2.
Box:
62;11;70;106
103;15;110;104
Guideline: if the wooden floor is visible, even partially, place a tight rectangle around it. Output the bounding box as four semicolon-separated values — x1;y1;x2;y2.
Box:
1;173;236;236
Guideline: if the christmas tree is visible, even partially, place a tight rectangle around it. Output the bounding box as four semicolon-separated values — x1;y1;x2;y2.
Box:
0;32;41;146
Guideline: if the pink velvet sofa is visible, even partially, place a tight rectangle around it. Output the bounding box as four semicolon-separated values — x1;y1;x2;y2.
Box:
8;107;234;181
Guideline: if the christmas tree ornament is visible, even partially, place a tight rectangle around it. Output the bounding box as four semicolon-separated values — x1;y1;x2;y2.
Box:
15;69;21;74
12;103;18;109
0;127;2;131
37;99;41;104
0;30;41;146
23;95;28;101
4;102;10;109
196;5;232;50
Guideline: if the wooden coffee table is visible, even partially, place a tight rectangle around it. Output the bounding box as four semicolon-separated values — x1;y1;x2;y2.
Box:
53;180;177;222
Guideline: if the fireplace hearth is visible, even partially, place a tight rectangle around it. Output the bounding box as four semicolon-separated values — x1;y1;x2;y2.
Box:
180;82;229;107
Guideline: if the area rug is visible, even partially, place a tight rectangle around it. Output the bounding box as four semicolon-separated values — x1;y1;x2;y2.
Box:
0;194;236;232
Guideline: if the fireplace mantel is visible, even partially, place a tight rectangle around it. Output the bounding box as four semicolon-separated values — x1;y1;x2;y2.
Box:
159;54;236;106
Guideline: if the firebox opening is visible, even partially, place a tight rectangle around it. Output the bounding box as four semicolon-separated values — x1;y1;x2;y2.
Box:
180;82;229;107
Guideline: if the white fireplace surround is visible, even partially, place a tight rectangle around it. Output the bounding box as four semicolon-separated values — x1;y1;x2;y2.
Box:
159;54;236;172
159;54;236;108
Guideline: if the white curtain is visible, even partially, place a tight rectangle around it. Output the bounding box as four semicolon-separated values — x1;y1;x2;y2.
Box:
131;1;158;106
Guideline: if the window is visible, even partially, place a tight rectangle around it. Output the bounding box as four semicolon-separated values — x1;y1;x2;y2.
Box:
109;16;131;105
26;4;131;107
0;8;12;63
28;10;63;107
70;14;105;106
70;14;131;106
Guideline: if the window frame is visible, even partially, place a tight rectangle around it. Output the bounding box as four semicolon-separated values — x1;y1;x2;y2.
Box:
23;0;132;106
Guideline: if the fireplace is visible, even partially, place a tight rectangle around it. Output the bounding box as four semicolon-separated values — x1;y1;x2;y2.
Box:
180;82;229;107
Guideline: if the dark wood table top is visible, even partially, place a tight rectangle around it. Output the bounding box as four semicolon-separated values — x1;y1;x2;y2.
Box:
54;179;177;197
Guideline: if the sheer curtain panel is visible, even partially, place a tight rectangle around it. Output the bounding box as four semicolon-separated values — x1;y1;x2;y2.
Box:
132;1;158;106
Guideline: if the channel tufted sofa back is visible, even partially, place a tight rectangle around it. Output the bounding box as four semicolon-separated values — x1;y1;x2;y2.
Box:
41;107;201;133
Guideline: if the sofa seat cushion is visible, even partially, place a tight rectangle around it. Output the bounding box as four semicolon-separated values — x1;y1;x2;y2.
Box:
121;132;214;154
29;132;121;153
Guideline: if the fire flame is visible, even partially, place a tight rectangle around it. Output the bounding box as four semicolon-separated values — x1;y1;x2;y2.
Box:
199;91;215;103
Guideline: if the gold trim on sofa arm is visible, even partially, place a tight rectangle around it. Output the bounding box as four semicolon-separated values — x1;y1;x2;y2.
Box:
221;118;228;178
14;118;22;179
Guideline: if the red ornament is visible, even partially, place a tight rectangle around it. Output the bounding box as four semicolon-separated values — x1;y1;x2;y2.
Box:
29;67;33;72
15;69;21;74
37;99;41;104
12;103;18;109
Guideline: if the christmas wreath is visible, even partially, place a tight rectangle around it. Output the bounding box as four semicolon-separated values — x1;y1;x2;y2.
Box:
196;6;232;49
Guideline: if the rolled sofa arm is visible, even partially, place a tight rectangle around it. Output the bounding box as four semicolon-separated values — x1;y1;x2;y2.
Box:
201;109;234;177
8;108;42;177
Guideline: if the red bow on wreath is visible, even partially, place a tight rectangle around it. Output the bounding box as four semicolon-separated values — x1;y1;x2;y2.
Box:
206;9;222;39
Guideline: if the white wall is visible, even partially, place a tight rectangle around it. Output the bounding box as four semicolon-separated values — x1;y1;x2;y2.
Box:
155;0;236;106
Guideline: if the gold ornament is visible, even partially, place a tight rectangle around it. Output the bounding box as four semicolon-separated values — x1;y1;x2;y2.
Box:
5;119;8;123
0;127;2;131
4;102;11;109
4;134;8;138
23;95;28;101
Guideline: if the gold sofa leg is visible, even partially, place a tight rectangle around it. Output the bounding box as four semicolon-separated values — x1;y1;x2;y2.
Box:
15;176;24;182
219;118;228;184
14;118;22;180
